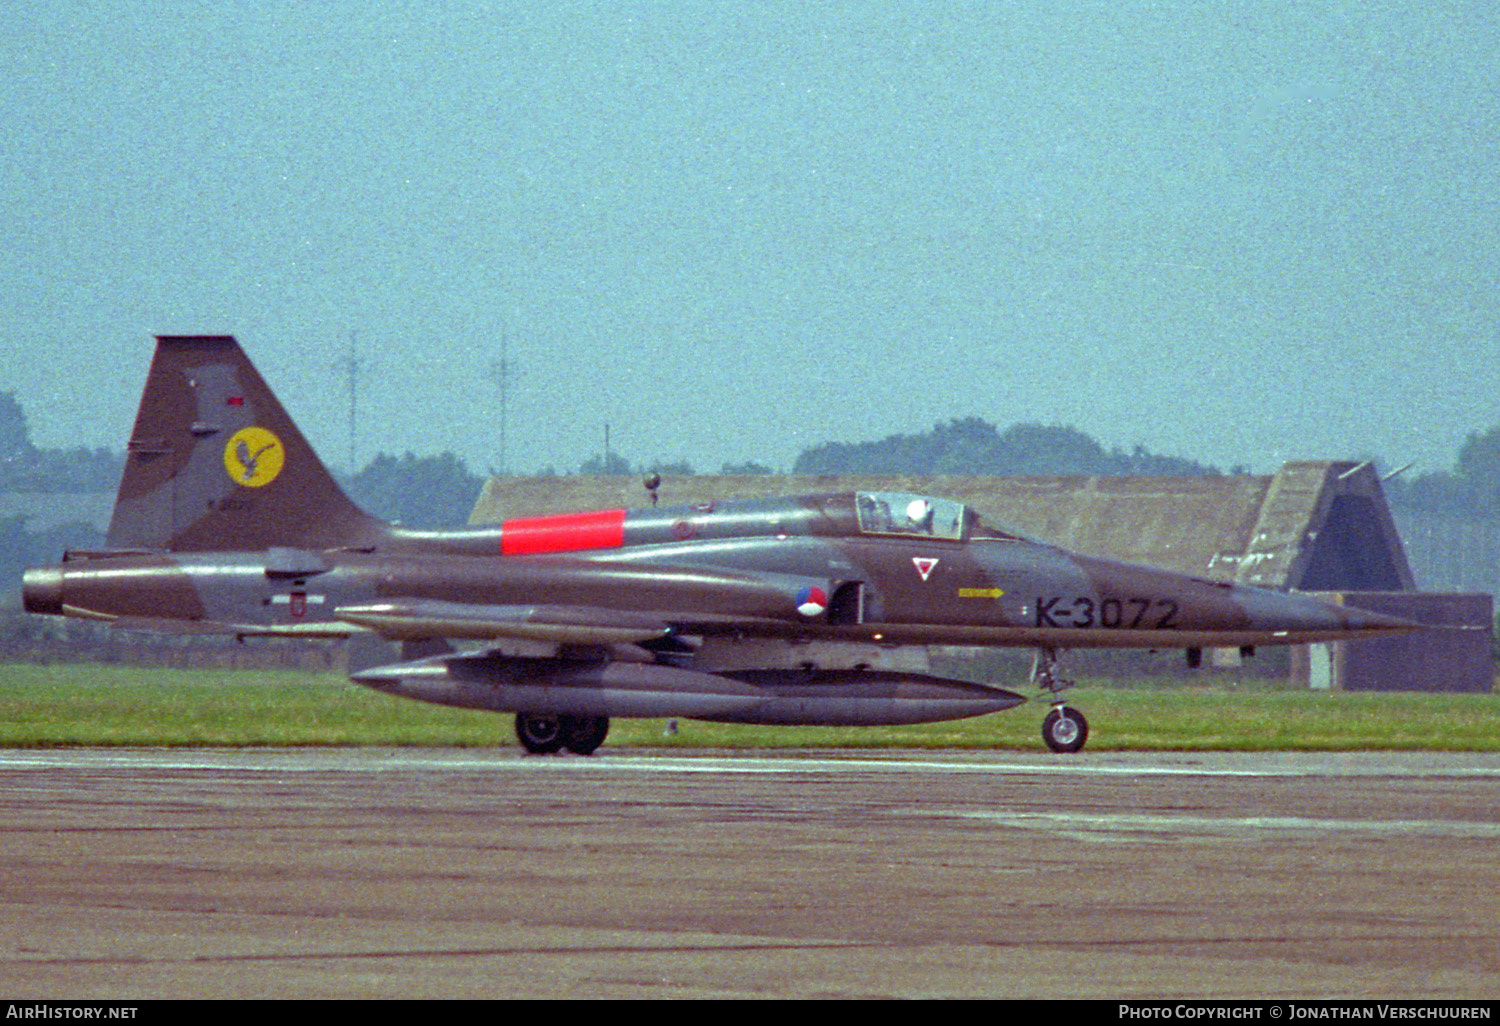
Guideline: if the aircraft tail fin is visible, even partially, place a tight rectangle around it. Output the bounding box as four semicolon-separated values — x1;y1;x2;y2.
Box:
106;335;389;552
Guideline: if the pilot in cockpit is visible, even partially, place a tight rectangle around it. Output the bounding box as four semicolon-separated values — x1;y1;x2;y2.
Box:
904;498;935;534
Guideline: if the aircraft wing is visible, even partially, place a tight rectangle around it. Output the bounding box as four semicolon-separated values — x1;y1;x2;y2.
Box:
333;599;781;647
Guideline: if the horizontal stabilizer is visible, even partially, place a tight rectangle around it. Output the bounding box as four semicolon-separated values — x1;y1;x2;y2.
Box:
101;615;362;639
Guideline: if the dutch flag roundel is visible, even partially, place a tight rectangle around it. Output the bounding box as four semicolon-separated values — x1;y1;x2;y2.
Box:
796;585;828;617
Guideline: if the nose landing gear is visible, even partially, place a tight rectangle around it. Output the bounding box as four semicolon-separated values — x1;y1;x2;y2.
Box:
1032;647;1089;753
1041;704;1089;753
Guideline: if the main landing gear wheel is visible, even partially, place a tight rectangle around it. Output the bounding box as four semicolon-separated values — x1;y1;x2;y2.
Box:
514;714;611;755
1041;706;1089;754
560;715;610;756
515;713;566;754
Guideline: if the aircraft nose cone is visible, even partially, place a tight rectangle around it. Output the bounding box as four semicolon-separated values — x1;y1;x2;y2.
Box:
1237;587;1420;639
22;566;64;616
1332;605;1422;633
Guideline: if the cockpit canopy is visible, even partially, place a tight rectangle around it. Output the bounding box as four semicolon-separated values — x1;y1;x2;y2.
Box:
855;492;968;541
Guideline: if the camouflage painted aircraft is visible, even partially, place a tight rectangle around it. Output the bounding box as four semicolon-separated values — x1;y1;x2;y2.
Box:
23;337;1415;753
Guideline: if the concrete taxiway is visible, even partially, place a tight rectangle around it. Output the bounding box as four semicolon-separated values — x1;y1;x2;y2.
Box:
1;747;1497;999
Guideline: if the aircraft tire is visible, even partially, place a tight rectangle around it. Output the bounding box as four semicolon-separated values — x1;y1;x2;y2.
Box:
1041;706;1089;753
515;713;567;755
561;715;610;756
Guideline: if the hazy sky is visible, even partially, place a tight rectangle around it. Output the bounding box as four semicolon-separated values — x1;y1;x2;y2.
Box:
2;1;1496;477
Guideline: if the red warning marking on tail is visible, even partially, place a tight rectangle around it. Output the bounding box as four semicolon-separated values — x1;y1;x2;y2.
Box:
501;509;627;555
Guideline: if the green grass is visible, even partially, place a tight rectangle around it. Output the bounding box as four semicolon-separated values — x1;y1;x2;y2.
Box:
1;662;1497;751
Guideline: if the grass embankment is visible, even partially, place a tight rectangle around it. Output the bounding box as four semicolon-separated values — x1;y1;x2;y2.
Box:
2;662;1497;751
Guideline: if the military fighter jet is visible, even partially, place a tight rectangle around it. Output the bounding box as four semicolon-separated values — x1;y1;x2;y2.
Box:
22;336;1415;753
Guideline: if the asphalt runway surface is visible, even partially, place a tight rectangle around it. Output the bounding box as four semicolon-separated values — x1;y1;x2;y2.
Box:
1;747;1497;1000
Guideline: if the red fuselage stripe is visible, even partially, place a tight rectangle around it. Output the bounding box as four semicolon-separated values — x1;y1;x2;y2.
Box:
501;509;628;555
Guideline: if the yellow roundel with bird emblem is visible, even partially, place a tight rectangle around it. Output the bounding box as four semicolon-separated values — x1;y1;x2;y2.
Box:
224;427;284;488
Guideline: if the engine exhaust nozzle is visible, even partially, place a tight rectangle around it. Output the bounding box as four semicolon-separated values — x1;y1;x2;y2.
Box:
22;565;64;616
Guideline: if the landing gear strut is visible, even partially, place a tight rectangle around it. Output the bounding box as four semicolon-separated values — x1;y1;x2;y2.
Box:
1031;647;1089;753
514;714;611;755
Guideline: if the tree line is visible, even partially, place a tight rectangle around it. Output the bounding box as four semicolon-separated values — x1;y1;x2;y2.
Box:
4;388;1500;553
1381;426;1500;516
